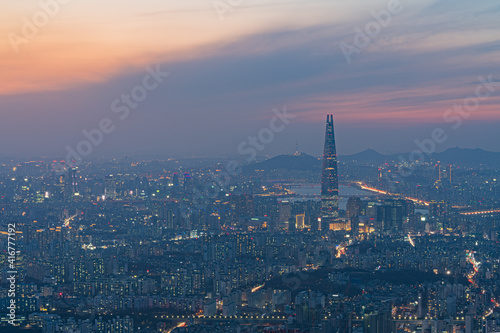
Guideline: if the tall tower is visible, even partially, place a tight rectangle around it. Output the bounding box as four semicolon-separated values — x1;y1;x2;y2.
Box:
70;167;79;196
321;114;339;226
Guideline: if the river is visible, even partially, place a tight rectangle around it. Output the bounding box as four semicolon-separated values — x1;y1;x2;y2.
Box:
284;184;377;210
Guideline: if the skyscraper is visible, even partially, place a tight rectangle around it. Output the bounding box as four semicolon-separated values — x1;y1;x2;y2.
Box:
347;197;363;219
104;175;117;200
321;114;339;225
69;167;79;196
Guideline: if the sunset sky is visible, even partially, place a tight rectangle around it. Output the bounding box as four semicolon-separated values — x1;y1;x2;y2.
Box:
1;0;499;158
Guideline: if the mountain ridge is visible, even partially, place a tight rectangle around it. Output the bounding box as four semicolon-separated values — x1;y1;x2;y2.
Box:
245;147;500;171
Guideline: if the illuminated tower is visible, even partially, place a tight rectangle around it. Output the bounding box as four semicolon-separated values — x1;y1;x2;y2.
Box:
321;114;339;226
70;167;79;196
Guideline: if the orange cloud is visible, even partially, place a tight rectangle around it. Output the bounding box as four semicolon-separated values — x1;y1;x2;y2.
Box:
293;84;500;125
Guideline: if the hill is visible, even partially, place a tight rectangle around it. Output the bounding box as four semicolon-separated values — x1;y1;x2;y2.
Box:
243;153;321;172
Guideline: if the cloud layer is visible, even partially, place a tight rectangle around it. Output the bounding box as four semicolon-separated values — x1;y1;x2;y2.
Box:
0;0;499;158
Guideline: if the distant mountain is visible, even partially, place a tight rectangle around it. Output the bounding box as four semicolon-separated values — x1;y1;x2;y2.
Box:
432;147;500;167
342;147;500;168
244;153;321;172
341;149;388;164
246;147;500;172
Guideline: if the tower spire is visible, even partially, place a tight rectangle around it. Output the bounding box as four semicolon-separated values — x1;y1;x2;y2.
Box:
321;114;339;229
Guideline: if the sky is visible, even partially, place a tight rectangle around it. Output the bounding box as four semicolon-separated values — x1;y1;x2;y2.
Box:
1;0;499;159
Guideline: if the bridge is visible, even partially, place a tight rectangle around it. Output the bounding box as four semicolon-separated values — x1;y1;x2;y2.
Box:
154;314;466;325
351;315;466;324
460;209;500;216
153;315;287;323
353;182;430;206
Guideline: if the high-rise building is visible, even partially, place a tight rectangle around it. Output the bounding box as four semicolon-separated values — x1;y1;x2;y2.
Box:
278;200;292;229
321;114;339;226
347;197;363;219
350;216;360;236
230;194;254;220
364;311;394;333
295;291;325;326
429;200;450;218
183;172;192;191
254;196;279;230
295;213;306;230
104;175;116;200
71;168;78;189
377;200;404;233
208;213;221;231
436;163;452;183
55;173;66;201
